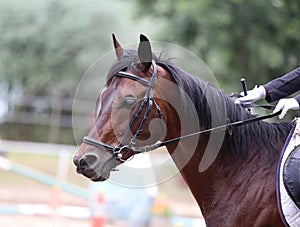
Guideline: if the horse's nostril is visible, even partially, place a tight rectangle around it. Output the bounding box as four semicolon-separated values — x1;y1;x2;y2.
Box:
79;158;87;166
73;156;80;166
85;154;97;165
81;154;99;169
74;153;99;174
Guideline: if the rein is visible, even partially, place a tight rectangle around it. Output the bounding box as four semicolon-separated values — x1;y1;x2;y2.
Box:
130;109;282;152
230;92;276;110
83;61;282;161
84;110;282;154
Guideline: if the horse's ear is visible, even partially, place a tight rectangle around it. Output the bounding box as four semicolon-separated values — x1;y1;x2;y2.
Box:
112;34;124;59
138;34;152;71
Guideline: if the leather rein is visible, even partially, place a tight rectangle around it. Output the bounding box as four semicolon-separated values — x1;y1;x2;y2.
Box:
83;60;281;161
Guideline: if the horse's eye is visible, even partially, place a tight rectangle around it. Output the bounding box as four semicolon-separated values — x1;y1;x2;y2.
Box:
121;97;136;109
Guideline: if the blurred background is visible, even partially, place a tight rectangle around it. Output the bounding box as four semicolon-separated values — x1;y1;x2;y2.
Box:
0;0;299;226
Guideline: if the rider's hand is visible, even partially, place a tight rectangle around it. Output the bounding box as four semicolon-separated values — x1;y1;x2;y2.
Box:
273;98;300;119
234;85;266;105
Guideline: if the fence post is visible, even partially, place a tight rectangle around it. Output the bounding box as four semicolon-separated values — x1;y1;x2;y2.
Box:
48;90;62;143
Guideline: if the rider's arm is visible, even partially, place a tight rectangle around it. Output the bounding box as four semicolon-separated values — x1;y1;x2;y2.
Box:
263;67;300;103
295;94;300;105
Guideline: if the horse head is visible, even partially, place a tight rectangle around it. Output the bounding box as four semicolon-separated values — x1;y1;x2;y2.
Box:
73;34;173;181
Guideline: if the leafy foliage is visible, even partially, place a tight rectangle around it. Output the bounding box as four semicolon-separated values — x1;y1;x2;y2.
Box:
0;0;127;95
135;0;300;91
0;0;160;142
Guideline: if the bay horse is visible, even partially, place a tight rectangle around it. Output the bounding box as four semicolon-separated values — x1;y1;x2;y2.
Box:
73;34;294;226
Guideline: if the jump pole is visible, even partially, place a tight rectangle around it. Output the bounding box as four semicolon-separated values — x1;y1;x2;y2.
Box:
0;156;88;200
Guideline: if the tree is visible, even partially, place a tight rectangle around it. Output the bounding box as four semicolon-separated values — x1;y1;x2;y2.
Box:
0;0;162;143
0;0;114;96
0;0;113;143
135;0;300;91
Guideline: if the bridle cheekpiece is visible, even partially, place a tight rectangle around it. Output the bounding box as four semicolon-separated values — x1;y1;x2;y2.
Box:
83;60;164;162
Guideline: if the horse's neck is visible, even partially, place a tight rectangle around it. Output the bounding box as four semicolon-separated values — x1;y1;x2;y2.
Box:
161;68;291;224
166;129;285;219
166;135;216;208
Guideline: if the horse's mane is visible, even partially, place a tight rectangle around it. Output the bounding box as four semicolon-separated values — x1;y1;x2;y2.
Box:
108;49;293;158
160;60;293;158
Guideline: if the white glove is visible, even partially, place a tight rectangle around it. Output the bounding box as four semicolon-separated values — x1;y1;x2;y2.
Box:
234;85;266;104
273;98;300;119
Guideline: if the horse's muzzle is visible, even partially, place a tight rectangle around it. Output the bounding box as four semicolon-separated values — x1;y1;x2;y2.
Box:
73;152;118;181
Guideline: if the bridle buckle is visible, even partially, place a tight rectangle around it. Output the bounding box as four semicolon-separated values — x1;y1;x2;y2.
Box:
114;145;134;162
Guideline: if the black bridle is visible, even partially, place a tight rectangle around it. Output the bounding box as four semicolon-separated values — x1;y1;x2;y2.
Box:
83;60;165;161
83;60;282;162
